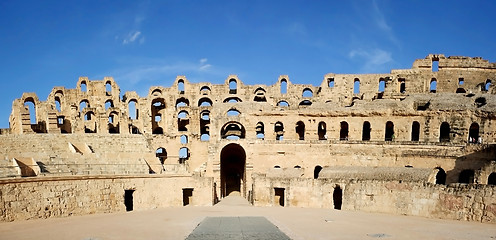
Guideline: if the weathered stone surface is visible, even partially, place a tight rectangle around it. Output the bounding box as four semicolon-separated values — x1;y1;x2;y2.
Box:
0;54;495;223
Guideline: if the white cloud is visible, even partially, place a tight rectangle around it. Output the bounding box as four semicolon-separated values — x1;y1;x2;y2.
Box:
349;48;392;73
122;31;143;45
199;58;211;71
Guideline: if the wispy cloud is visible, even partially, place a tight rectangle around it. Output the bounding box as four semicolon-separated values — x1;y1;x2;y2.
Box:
199;58;211;71
122;31;144;45
371;0;400;48
349;48;392;73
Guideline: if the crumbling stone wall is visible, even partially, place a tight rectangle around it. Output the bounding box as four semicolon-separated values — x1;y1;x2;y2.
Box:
0;175;213;222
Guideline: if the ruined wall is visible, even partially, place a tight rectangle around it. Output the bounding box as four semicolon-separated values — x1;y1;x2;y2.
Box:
252;174;496;223
0;175;213;222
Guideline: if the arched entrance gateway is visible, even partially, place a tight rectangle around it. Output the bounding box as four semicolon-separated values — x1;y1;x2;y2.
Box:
220;143;246;198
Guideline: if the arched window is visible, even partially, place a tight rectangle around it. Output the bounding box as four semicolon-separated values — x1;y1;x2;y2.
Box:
328;78;335;88
151;88;162;96
179;147;189;163
84;111;94;121
277;101;289;107
296;121;305;140
80;81;87;92
79;100;89;113
430;78;437;93
105;81;112;94
198;98;213;107
256;122;265;139
485;79;492;91
435;167;446;184
221;122;245;139
411;121;420;141
128;100;138;120
458;169;475;184
224;97;242;103
302;88;313;98
362;121;371;141
200;122;210;141
340;121;348;140
353;78;360;94
178;111;189;119
201;111;210;121
201;133;210;141
432;60;439;72
314;165;322;179
385;121;394;141
318;122;327;140
180;135;188;144
378;78;385;93
55;96;62;112
154;114;162;123
105;100;113;111
275;122;284;140
178;80;185;93
254;88;267;102
488;172;496;185
108;112;119;134
280;79;287;94
156;148;167;164
24;99;36;124
399;78;406;93
229;79;237;94
227;109;240;117
468;122;479;143
200;86;211;95
440;122;450;142
299;100;312;106
176;98;189;108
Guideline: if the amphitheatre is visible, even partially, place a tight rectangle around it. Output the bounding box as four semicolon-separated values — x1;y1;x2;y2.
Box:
1;54;496;239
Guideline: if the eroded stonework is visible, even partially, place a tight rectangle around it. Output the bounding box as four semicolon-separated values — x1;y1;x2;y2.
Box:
1;54;495;222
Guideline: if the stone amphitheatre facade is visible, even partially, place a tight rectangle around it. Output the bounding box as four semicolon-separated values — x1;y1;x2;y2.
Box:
1;54;496;223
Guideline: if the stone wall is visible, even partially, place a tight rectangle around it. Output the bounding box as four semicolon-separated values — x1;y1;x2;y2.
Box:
0;175;213;222
252;174;496;223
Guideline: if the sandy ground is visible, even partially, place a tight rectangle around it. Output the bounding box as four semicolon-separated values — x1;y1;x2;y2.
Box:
1;196;495;240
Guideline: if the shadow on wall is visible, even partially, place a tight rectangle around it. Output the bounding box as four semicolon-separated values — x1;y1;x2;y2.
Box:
445;144;496;184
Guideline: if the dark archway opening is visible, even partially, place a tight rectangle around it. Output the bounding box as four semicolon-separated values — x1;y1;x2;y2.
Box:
296;121;305;140
220;143;246;198
459;169;475;184
318;122;327;140
440;122;450;142
362;121;371;141
488;173;496;185
411;121;420;141
340;122;348;140
468;123;479;143
314;165;323;179
333;186;342;210
385;121;394;141
124;189;135;211
435;167;446;184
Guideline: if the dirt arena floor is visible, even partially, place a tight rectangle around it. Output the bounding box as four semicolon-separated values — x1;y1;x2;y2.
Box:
1;196;495;240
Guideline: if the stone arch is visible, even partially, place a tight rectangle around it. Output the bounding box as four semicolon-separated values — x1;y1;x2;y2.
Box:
488;172;496;185
430;78;437;93
256;122;265;139
220;143;246;198
229;78;237;94
314;165;322;179
385;121;394;141
105;99;114;111
340;121;348;140
24;98;36;124
79;100;89;112
353;78;360;94
435;167;446;184
176;97;190;108
318;121;327;140
411;121;420;141
200;86;211;95
227;109;241;117
362;121;371;141
156;147;167;164
178;79;185;93
105;81;112;94
198;97;213;107
280;78;287;94
302;88;313;98
108;111;119;134
221;121;245;139
128;99;138;120
254;87;267;102
275;121;284;140
224;97;242;103
296;121;305;140
277;100;289;107
440;122;450;142
468;122;479;143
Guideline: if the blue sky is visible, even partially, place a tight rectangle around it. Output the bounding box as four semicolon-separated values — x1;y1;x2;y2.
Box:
1;0;496;128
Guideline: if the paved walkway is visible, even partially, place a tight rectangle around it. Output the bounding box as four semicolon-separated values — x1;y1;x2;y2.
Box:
0;196;496;240
185;217;290;240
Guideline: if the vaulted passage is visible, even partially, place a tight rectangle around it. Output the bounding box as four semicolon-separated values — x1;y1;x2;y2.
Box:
333;185;342;210
124;189;135;211
220;143;246;198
